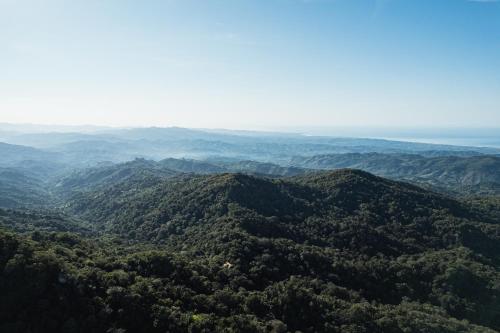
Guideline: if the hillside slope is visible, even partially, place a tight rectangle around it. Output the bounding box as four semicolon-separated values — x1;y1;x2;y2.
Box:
0;142;59;167
290;153;500;195
1;170;500;332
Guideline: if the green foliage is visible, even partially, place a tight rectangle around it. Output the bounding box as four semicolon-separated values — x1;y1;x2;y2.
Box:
290;153;500;196
1;169;500;332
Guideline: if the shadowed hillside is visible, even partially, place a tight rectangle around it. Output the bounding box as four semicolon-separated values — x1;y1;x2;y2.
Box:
1;169;500;332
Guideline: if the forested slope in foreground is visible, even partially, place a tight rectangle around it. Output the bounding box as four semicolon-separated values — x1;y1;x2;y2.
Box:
1;170;500;332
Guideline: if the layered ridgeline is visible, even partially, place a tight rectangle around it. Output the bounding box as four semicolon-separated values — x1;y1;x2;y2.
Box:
2;130;500;201
56;154;500;200
4;151;498;210
2;126;500;166
289;153;500;195
0;155;301;208
2;169;500;332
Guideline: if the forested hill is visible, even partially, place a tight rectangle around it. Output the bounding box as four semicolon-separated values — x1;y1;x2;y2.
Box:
0;142;59;167
1;169;500;332
54;158;180;196
159;158;306;177
65;169;495;254
53;153;500;201
52;158;307;201
289;153;500;195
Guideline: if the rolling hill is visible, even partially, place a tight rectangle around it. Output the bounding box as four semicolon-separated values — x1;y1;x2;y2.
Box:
1;169;499;332
0;142;59;167
289;153;500;195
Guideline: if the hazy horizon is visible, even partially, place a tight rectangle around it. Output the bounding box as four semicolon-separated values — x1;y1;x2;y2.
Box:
1;121;499;148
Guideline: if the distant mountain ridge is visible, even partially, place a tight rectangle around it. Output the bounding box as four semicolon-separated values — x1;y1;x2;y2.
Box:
1;126;499;166
0;142;59;167
1;149;500;211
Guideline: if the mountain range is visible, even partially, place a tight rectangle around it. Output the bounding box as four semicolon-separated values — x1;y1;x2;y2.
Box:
1;126;500;332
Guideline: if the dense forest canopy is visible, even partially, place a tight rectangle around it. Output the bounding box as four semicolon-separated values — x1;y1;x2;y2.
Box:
289;153;500;196
0;127;499;332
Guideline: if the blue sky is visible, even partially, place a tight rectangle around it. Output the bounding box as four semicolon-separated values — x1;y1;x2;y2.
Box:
1;0;499;129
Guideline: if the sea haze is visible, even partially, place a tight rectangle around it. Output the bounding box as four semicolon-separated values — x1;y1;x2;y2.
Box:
278;127;500;148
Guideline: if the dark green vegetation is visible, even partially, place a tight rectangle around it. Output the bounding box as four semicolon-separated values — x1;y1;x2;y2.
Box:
160;158;306;177
289;153;500;196
2;168;500;332
1;126;500;332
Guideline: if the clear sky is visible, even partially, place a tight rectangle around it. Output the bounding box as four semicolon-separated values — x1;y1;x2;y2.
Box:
1;0;499;129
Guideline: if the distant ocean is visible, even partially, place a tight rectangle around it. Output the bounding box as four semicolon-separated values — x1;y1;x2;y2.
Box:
380;137;500;148
289;127;500;149
383;137;500;149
